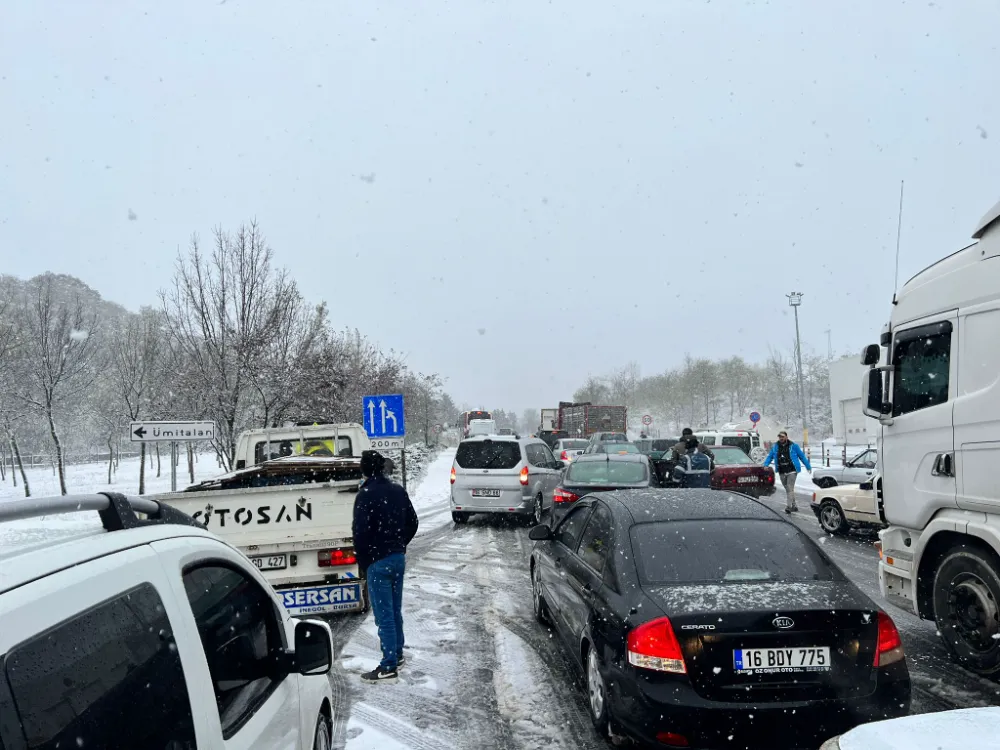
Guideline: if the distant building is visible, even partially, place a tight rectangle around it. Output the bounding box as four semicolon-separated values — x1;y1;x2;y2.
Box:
829;355;876;445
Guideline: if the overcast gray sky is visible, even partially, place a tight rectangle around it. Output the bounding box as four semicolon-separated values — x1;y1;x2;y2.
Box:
2;0;997;411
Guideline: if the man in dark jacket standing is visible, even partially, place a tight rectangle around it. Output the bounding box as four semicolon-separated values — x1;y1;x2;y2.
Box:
353;450;419;683
670;427;715;467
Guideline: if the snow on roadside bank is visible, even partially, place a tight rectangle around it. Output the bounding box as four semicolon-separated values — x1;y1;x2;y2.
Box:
410;448;456;537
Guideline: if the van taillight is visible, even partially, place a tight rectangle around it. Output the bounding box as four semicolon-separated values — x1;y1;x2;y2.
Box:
450;467;456;484
519;466;530;486
318;548;357;567
627;617;686;673
560;450;569;461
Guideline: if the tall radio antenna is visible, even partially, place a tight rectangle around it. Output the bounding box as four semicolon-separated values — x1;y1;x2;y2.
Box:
893;180;905;294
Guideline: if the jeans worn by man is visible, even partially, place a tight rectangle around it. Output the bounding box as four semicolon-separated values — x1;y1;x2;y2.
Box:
352;451;419;683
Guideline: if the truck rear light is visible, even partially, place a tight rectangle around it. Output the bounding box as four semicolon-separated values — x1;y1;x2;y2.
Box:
627;617;686;674
553;487;580;504
519;466;529;486
874;611;904;666
318;548;357;567
450;467;456;484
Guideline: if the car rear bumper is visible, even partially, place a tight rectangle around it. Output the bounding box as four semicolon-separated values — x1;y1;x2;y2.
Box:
608;665;910;749
450;491;533;515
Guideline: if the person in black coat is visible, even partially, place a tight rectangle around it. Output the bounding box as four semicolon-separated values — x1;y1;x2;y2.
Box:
353;450;419;683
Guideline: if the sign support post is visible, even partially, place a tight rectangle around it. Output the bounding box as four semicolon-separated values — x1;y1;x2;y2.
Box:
170;442;177;492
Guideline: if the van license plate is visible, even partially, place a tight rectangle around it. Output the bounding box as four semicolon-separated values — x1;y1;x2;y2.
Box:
251;554;287;571
471;489;502;497
737;476;759;484
733;646;831;674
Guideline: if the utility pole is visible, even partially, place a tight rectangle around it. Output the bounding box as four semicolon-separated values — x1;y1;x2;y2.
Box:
824;328;832;360
787;292;808;447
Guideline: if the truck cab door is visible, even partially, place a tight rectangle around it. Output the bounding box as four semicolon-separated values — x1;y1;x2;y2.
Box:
881;313;957;529
954;303;1000;514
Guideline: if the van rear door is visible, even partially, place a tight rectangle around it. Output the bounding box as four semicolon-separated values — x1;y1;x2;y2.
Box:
881;312;957;529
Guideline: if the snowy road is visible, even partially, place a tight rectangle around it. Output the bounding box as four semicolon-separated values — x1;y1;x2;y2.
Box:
328;454;999;750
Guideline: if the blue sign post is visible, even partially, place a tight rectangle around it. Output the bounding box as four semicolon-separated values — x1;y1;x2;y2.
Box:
363;393;406;446
363;393;407;487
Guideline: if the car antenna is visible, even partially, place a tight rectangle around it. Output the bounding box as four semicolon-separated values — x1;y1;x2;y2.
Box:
892;179;904;306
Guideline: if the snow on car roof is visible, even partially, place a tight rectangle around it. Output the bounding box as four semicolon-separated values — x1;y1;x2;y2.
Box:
598;488;780;523
838;706;1000;750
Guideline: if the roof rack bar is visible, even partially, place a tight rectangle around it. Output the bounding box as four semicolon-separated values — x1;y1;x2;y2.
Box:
0;492;202;532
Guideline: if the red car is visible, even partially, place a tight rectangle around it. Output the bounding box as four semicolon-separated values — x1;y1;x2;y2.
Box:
710;445;775;497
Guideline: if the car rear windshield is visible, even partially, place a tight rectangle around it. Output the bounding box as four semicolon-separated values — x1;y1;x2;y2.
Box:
651;440;674;451
630;520;841;584
563;440;589;450
720;436;752;453
602;443;639;454
566;460;648;485
455;441;522;469
712;447;754;465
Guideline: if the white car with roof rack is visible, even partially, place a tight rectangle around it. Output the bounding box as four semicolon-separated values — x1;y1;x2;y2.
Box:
0;492;336;750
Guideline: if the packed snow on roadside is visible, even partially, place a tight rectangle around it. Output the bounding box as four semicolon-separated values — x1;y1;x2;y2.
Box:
839;706;1000;750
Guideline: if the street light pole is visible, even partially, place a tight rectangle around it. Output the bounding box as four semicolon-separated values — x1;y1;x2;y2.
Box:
787;292;808;447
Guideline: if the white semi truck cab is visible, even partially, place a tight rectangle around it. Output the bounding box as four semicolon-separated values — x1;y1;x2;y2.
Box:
862;198;1000;678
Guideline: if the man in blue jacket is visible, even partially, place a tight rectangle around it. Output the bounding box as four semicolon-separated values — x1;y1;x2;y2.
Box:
353;450;419;683
762;431;812;514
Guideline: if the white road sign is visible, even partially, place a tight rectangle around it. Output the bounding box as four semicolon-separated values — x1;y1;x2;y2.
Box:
130;421;216;442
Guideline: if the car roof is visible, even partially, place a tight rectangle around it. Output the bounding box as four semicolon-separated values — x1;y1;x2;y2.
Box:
588;488;781;523
573;453;646;464
0;494;220;594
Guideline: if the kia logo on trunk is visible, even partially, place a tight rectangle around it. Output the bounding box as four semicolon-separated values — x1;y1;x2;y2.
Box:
773;616;794;629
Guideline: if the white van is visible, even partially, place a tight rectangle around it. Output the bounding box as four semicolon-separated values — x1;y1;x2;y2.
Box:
695;430;765;460
467;418;498;437
864;198;1000;676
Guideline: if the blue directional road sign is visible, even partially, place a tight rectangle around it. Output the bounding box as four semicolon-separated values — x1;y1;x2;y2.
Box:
363;393;406;449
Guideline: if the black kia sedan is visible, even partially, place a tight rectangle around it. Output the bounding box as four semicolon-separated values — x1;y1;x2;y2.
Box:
528;489;911;750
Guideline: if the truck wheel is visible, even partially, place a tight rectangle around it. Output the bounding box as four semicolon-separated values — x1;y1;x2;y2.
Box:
933;546;1000;677
818;500;849;536
452;511;469;524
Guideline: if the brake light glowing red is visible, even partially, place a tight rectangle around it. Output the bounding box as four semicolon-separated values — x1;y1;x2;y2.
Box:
553;487;580;504
627;617;686;673
560;450;569;461
874;611;904;666
318;548;357;567
655;732;690;748
450;467;456;484
519;466;530;486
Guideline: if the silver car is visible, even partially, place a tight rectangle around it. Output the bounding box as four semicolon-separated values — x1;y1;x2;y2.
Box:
450;436;563;524
812;448;878;488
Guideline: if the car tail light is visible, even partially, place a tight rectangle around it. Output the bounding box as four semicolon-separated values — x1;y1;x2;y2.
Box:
553;487;580;504
812;492;817;502
655;732;690;748
450;467;456;484
519;466;530;486
318;547;357;567
627;617;686;673
874;611;904;666
560;450;569;461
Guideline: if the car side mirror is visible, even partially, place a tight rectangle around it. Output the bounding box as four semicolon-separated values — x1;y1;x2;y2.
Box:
294;619;333;676
861;344;881;366
528;524;553;541
551;461;563;471
859;480;874;491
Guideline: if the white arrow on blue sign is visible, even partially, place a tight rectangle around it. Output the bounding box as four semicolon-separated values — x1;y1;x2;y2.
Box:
363;394;406;445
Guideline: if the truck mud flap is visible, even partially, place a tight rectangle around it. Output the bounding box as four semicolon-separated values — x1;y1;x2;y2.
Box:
278;581;366;616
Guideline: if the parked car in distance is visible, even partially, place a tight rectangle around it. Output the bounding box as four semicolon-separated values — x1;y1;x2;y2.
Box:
0;493;336;750
450;436;563;524
585;441;640;455
551;453;658;523
528;489;910;749
811;478;883;535
709;445;776;497
812;448;878;488
553;438;590;467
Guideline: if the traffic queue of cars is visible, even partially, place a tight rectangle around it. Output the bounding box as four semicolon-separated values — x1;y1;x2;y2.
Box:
448;431;912;748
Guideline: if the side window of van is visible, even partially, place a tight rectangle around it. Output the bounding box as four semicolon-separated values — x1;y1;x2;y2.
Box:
3;584;196;750
892;321;952;417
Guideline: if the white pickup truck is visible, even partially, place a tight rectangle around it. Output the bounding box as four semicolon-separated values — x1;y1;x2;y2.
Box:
233;422;372;469
156;455;368;617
